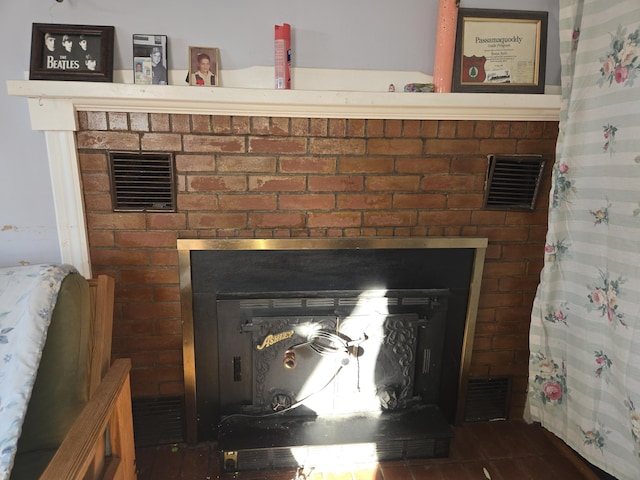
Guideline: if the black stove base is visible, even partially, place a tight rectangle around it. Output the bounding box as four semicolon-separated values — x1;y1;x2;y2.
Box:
218;405;453;472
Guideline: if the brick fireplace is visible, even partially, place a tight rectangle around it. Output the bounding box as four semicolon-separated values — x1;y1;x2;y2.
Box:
74;110;556;432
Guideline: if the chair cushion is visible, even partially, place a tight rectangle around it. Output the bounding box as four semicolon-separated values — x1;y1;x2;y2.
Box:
11;272;91;478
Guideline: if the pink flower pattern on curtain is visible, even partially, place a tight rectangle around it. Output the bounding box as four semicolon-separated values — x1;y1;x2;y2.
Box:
526;2;640;479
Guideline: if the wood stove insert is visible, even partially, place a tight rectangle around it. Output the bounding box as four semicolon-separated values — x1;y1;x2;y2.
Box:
178;237;487;471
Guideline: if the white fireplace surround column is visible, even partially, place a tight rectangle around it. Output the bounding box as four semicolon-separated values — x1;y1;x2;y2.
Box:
7;68;560;278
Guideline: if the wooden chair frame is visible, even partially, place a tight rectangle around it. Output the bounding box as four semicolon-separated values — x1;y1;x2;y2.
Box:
40;275;137;480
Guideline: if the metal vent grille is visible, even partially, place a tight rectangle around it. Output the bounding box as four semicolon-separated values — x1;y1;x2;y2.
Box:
131;396;185;447
108;152;175;212
404;439;439;459
375;441;406;462
483;155;545;210
235;449;270;470
464;377;511;422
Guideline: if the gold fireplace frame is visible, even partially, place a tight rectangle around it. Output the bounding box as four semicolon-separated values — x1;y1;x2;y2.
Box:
177;237;488;444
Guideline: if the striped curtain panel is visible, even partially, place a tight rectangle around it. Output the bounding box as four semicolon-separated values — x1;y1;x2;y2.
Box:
526;1;640;479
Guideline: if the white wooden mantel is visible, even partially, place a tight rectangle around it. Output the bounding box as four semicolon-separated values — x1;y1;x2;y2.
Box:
6;69;560;277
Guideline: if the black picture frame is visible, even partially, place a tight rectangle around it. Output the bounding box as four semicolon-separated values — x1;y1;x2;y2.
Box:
133;34;168;85
452;9;548;94
29;23;115;82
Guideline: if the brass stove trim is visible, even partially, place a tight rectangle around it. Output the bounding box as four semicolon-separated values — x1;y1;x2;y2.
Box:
177;237;488;444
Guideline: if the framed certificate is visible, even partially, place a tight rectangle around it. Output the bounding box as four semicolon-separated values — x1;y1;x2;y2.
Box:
452;9;548;94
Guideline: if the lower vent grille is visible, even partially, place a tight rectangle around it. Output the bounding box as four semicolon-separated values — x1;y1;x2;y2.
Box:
131;396;185;447
464;377;511;422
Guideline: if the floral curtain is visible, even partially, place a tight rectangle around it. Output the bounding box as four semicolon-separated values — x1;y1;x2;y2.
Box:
525;1;640;478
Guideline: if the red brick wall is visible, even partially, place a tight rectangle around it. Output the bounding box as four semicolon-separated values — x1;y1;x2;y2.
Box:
77;111;557;418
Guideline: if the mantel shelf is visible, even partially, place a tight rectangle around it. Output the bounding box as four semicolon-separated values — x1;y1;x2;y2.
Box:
7;79;560;131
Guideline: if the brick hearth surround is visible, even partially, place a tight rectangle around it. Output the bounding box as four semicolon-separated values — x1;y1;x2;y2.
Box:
76;111;557;419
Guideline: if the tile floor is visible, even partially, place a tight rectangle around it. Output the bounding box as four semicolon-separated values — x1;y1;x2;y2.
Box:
135;419;605;479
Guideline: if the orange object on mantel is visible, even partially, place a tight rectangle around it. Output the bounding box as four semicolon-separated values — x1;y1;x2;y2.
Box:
432;0;459;93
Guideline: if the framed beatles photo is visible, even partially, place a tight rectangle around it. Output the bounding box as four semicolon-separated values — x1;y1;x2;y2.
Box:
452;9;548;94
29;23;114;82
188;46;219;86
133;34;168;85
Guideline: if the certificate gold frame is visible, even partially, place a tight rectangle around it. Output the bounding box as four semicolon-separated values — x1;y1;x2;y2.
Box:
452;9;548;94
188;46;219;86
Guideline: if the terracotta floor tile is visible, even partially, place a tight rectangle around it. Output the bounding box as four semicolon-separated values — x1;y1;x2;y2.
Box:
378;464;414;480
352;466;384;480
134;421;600;480
489;421;541;458
486;458;532;480
517;454;581;479
516;422;558;457
147;445;185;479
446;425;486;462
436;463;472;480
179;444;212;479
459;460;500;480
465;422;532;460
408;463;444;479
134;446;155;480
539;453;589;479
207;451;222;477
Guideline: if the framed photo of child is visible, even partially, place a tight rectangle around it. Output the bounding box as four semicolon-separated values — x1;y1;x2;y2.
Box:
188;46;219;86
133;34;168;85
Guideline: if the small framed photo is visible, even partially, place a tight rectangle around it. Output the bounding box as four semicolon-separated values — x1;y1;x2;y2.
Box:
29;23;114;82
133;34;168;85
452;9;548;94
188;46;219;86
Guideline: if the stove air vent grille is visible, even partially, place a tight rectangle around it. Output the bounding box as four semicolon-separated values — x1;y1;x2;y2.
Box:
109;151;175;212
483;155;545;211
464;376;511;422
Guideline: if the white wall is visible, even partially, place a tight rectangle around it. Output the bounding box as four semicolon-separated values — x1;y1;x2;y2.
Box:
0;0;560;267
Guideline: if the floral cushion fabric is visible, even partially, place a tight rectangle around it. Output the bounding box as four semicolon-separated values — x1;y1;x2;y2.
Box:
0;264;76;480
